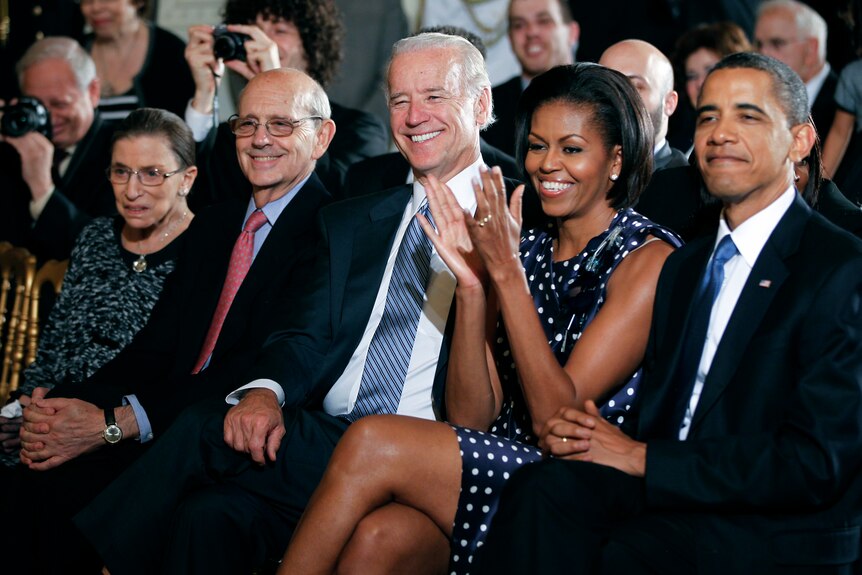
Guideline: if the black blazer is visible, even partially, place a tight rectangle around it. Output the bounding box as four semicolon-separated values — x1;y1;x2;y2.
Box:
0;113;117;261
244;184;453;416
626;195;862;572
481;75;523;157
189;101;387;210
56;174;332;435
341;140;520;200
810;68;839;136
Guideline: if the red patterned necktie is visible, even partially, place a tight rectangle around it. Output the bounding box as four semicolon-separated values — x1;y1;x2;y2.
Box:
191;209;269;373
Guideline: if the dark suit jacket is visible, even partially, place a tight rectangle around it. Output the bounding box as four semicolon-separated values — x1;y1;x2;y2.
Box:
654;141;689;172
0;113;117;261
482;75;523;157
810;68;839;136
54;174;331;435
625;195;862;572
341;140;520;200
189;101;387;210
243;184;454;416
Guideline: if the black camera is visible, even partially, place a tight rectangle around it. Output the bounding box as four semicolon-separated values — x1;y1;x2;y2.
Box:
213;25;250;62
1;96;51;139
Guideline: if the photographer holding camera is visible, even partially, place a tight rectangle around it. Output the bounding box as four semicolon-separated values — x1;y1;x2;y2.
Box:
182;0;388;205
0;37;117;262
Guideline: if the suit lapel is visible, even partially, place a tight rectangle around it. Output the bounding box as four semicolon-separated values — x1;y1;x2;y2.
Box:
689;196;811;432
331;185;413;331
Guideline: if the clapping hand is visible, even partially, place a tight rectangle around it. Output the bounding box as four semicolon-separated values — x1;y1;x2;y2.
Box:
465;166;524;276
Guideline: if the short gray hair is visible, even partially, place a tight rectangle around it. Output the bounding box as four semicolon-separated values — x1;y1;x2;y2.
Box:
758;0;827;63
16;36;97;92
386;32;495;130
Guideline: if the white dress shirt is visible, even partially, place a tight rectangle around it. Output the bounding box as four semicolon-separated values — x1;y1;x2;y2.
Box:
679;186;795;440
228;157;484;421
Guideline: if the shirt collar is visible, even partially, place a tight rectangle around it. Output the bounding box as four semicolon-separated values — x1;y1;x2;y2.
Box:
715;186;795;267
411;156;483;215
244;172;311;226
805;61;831;104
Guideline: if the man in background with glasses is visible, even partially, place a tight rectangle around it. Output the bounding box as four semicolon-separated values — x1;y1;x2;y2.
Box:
8;67;335;574
0;36;117;262
754;0;837;135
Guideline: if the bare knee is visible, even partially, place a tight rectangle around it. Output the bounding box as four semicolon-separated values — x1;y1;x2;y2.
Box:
328;416;403;475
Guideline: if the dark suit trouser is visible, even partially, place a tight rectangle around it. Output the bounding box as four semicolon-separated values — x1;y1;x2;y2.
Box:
476;459;696;575
74;398;349;575
1;442;146;574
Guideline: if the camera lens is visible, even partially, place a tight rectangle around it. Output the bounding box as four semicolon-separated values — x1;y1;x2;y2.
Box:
0;97;51;139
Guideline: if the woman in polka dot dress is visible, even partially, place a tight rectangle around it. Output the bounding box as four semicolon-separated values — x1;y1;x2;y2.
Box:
277;64;683;575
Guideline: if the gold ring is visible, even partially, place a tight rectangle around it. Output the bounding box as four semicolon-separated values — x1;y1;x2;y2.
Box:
477;214;493;228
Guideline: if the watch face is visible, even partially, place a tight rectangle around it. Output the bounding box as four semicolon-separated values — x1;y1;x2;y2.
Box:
104;424;123;444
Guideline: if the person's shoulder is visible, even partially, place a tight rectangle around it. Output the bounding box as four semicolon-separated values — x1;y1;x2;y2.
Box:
330;101;384;130
151;23;187;48
492;75;522;94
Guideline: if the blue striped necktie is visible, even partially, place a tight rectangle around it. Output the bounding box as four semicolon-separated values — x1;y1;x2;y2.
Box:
346;199;434;421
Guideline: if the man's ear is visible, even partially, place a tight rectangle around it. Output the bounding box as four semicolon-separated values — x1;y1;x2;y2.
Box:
664;89;679;117
568;20;581;48
311;119;336;161
88;77;101;108
475;86;492;127
788;122;816;164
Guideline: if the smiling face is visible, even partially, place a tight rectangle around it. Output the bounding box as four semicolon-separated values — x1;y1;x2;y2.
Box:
80;0;141;39
695;67;811;224
256;15;308;73
111;134;195;233
388;47;488;184
508;0;577;79
684;48;720;108
524;100;621;222
21;58;99;149
235;70;332;203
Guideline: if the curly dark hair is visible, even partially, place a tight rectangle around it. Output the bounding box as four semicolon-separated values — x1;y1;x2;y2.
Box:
222;0;343;87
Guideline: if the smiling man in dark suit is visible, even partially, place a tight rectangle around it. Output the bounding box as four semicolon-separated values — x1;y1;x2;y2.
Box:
478;52;862;574
11;67;335;574
0;37;116;262
75;32;505;575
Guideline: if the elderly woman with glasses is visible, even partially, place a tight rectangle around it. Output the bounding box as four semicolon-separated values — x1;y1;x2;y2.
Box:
0;107;196;466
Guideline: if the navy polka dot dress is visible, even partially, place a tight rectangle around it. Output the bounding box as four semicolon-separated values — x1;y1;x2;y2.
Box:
448;209;682;574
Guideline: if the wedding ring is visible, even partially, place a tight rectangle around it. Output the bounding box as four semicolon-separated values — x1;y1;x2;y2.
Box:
477;214;493;228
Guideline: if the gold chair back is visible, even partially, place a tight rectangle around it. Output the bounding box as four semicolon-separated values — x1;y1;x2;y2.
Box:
0;243;37;402
26;259;69;366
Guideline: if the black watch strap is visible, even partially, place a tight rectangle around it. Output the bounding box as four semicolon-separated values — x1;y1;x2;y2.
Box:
104;408;116;426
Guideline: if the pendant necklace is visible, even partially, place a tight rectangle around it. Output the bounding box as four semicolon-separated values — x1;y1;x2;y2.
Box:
131;210;188;273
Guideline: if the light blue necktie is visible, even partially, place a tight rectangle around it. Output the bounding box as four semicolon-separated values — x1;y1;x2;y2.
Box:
346;199;434;421
669;234;739;435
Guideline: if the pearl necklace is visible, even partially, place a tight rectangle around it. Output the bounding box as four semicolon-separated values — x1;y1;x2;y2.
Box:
132;210;188;273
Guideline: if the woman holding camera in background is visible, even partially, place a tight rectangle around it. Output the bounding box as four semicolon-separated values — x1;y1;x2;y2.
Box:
81;0;194;120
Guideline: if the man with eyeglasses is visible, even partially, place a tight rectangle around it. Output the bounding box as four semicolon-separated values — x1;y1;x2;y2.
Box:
0;36;117;262
7;67;335;573
754;0;837;134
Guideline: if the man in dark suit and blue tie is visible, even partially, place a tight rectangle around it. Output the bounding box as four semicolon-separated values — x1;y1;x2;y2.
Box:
478;52;862;574
76;32;508;574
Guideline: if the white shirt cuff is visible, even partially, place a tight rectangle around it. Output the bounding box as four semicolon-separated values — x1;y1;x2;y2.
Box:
29;187;55;220
185;100;215;142
225;379;285;406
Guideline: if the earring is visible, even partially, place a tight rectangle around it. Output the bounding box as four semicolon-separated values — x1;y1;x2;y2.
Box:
609;174;619;182
178;188;188;197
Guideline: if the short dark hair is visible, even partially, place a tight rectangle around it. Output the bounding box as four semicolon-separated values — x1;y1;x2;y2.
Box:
709;52;809;127
112;108;196;169
222;0;343;87
514;63;653;209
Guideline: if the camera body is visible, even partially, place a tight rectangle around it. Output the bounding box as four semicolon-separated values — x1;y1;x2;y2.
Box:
1;96;52;139
213;25;250;62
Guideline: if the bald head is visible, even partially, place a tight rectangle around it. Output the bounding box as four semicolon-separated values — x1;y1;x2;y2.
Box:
599;39;678;147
